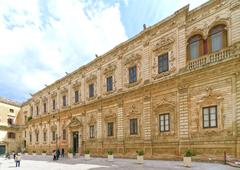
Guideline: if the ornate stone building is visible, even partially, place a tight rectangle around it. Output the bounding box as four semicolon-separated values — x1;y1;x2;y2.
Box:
20;0;240;160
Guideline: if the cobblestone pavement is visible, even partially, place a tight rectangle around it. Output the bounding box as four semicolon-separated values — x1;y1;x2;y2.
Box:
0;155;239;170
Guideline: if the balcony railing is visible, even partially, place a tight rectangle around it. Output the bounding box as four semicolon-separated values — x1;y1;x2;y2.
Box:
187;46;235;71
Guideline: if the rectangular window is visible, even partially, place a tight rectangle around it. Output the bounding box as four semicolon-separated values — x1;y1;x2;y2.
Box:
43;132;47;142
36;133;39;142
52;99;56;110
8;132;16;139
203;106;217;128
43;103;47;113
106;76;113;92
63;129;66;140
129;66;137;84
130;118;138;135
30;133;32;142
107;122;114;136
62;95;67;107
52;131;56;141
7;118;13;125
75;90;79;103
212;32;222;52
159;113;170;132
89;125;94;138
9;109;14;113
158;53;169;73
89;84;94;98
36;106;39;115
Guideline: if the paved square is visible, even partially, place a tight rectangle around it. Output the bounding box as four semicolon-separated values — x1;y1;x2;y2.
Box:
0;155;238;170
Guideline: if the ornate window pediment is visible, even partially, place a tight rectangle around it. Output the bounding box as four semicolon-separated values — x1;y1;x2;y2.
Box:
86;74;97;100
51;91;57;98
72;80;81;89
51;124;57;131
152;36;176;80
67;117;82;128
103;64;117;95
123;52;142;88
60;87;68;94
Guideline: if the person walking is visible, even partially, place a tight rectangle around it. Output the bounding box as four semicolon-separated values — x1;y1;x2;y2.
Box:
52;150;56;160
15;153;21;167
61;148;64;157
56;148;60;160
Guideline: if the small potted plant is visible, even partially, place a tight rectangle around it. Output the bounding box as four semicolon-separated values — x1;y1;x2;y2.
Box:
136;150;144;164
42;150;47;156
183;149;193;167
68;148;73;158
32;150;36;156
84;149;90;160
107;150;114;162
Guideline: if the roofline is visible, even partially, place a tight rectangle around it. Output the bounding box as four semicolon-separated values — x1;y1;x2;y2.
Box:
26;0;214;102
0;97;21;107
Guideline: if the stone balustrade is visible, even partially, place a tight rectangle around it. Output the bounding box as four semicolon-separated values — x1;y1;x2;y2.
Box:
187;47;232;71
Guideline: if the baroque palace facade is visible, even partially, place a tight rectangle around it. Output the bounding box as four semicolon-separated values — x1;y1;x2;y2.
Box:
16;0;240;160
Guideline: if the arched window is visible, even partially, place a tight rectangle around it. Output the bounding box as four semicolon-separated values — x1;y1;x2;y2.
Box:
187;35;203;60
208;24;227;52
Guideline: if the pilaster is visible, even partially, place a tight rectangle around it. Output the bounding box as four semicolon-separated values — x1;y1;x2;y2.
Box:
117;100;124;141
178;85;189;139
143;93;151;140
97;108;102;140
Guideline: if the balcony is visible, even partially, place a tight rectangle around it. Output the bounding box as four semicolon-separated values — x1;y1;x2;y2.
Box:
187;42;240;71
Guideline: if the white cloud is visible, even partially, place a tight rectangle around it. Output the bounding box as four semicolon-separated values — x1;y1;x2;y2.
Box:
0;0;127;101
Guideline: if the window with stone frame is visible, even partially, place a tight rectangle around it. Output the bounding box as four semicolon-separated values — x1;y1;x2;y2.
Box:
36;105;39;115
203;106;217;128
7;132;15;139
159;113;170;132
43;131;47;142
129;65;137;84
74;90;79;103
208;24;227;52
52;131;56;141
107;122;114;137
52;99;56;110
9;109;14;113
130;118;138;135
43;102;47;113
89;83;94;98
36;132;39;142
187;35;204;60
62;129;67;140
158;53;169;73
89;125;94;138
7;118;13;125
62;95;67;107
106;76;113;92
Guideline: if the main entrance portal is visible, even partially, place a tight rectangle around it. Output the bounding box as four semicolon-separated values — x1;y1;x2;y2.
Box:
72;131;79;155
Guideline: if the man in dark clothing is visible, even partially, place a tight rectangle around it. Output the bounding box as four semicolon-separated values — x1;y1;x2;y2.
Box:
56;149;60;160
61;148;64;157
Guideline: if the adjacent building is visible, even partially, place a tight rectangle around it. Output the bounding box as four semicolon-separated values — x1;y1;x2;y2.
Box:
3;0;240;160
0;97;23;154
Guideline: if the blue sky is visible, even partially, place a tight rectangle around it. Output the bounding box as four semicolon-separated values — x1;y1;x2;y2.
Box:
0;0;208;102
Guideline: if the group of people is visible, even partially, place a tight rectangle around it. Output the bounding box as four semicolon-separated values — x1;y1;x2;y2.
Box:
53;148;64;160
